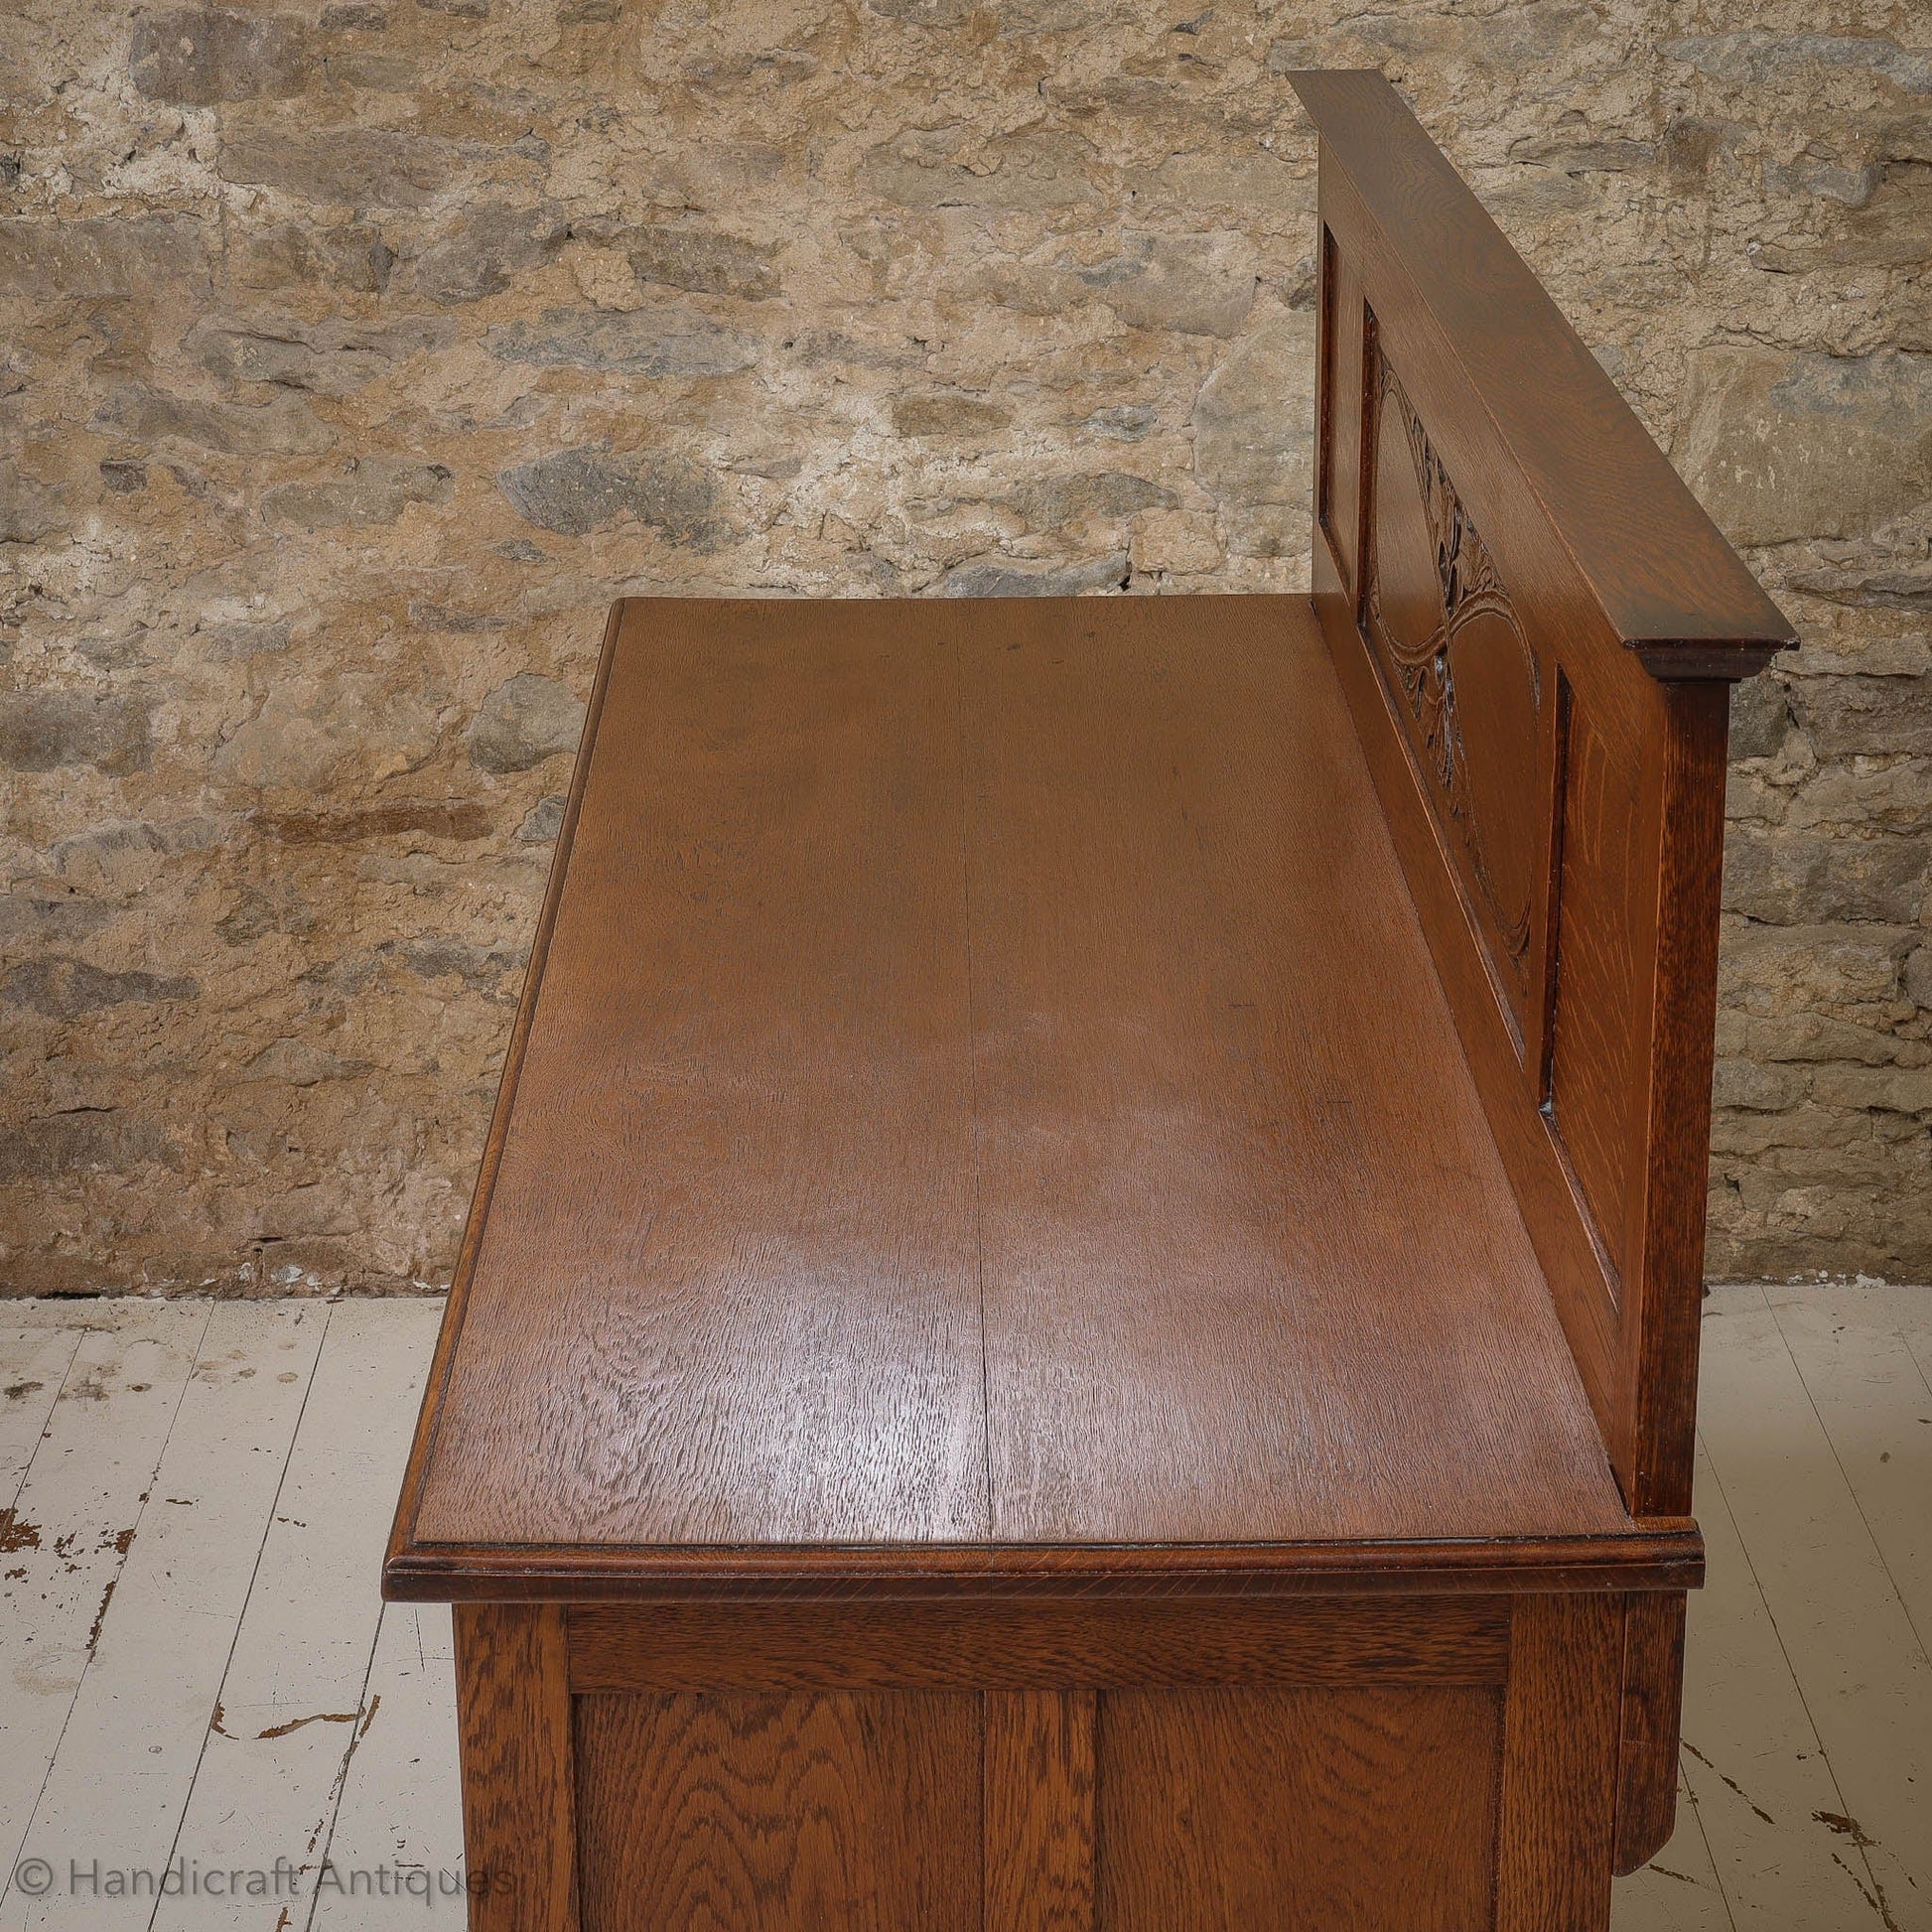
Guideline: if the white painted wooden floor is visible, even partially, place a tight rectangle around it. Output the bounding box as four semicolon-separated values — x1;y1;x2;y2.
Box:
0;1286;1926;1931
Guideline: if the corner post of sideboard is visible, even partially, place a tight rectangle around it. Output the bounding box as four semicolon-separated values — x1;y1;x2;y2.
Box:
1623;673;1737;1518
454;1602;580;1932
1612;1590;1690;1875
1496;1593;1622;1932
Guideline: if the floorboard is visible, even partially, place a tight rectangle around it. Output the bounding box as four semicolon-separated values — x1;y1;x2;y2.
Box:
0;1325;83;1510
308;1602;462;1932
1697;1286;1932;1930
1765;1284;1932;1662
150;1300;441;1932
1;1304;326;1932
0;1303;209;1900
1612;1767;1733;1932
1665;1436;1875;1929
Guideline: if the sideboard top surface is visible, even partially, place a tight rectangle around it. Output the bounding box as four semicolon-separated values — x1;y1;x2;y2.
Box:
394;595;1639;1585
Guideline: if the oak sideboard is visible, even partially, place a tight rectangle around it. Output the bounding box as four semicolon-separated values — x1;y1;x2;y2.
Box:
384;70;1796;1932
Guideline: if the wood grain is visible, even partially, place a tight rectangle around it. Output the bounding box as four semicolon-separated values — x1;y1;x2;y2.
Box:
574;1692;980;1931
959;597;1627;1546
1497;1592;1624;1932
391;593;1646;1574
1614;1591;1687;1875
411;599;987;1550
1316;222;1367;600
1096;1685;1502;1930
564;1596;1512;1692
388;1527;1702;1602
1360;322;1550;1050
1548;686;1645;1281
454;1603;578;1932
1303;77;1783;1518
985;1691;1095;1932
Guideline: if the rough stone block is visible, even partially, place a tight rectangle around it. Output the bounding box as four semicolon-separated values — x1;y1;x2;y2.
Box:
216;127;461;207
0;460;66;543
859;128;1101;209
131;8;309;102
937;552;1130;597
209;678;443;791
488;305;757;376
1905;945;1932;1009
1728;674;1790;760
186;315;457;396
625;224;780;300
91;382;334;457
0;216;207;298
1790;674;1932;759
892;393;1013;441
0;694;151;775
410;204;570;304
1719;917;1916;1015
262;459;454;529
1675;348;1932;545
466;674;586;772
3;958;199;1021
0;1113;174;1184
1723;825;1929;923
496;446;721;543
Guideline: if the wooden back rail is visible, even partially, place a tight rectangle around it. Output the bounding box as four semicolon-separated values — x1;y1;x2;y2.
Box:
1293;71;1793;1519
386;69;1793;1932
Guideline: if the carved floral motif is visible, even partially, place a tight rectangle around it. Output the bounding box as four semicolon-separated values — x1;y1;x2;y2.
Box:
1361;336;1541;984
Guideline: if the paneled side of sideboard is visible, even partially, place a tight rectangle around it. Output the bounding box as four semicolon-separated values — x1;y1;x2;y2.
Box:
454;1593;1632;1932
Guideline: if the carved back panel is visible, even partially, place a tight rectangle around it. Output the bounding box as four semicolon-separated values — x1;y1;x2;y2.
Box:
1298;73;1793;1519
1359;320;1546;1057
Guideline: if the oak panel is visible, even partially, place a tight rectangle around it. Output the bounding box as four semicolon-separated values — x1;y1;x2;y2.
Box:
1097;1685;1501;1931
1296;73;1791;1517
1318;221;1367;597
1549;687;1646;1282
574;1691;980;1932
1361;322;1551;1051
394;594;1635;1573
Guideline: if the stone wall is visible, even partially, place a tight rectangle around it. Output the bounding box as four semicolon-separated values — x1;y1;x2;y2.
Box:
1;0;1927;1295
